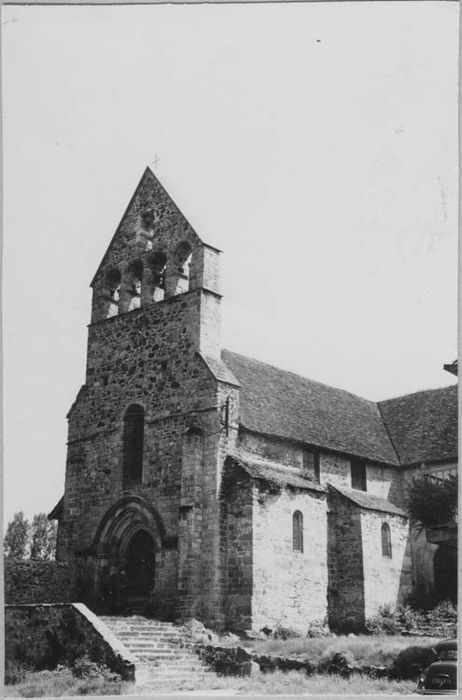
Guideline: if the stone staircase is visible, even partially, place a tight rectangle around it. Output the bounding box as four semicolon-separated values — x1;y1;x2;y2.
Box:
99;615;212;690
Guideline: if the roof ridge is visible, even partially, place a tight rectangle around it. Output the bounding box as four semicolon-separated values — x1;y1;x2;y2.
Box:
378;383;457;406
222;348;377;405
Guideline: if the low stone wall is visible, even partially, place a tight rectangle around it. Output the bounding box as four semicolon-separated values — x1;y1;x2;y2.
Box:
5;603;136;680
199;643;434;681
4;560;76;604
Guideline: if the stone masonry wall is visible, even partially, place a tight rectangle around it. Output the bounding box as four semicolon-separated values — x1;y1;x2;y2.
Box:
207;382;241;629
221;471;253;632
5;603;135;680
238;432;404;508
60;288;223;621
326;489;365;630
4;560;76;604
360;510;412;619
322;452;403;506
238;433;304;470
365;464;404;507
252;484;328;633
90;168;220;324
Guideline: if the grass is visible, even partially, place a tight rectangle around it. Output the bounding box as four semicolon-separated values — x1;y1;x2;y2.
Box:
133;669;417;695
4;665;419;697
245;633;440;668
4;667;130;697
4;635;439;697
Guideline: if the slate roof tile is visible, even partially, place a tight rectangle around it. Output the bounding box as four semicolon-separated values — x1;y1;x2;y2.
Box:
222;350;457;467
329;483;406;516
226;455;326;493
378;385;458;466
222;350;399;465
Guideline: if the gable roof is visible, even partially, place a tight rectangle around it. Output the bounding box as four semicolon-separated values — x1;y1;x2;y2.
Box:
222;350;400;466
91;167;205;287
378;385;458;466
329;484;406;516
222;350;457;467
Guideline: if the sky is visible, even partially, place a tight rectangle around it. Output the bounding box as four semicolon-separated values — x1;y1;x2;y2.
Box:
2;1;459;524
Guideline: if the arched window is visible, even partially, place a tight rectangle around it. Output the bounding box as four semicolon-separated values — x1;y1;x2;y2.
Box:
293;511;304;553
381;522;392;558
123;405;144;487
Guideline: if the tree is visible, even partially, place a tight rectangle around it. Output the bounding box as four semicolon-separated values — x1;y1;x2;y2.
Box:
30;513;57;560
406;473;457;528
3;511;30;559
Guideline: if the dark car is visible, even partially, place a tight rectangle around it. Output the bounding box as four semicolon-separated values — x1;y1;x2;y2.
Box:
417;639;457;694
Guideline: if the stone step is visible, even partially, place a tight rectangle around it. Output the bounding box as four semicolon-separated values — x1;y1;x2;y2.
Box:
115;643;188;652
102;622;182;630
138;654;204;671
106;628;184;638
128;650;187;658
111;633;184;640
99;613;211;690
139;660;205;676
137;669;210;679
101;618;182;632
136;677;210;687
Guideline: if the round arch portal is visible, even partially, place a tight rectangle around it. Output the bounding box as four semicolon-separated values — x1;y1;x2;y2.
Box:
94;496;164;608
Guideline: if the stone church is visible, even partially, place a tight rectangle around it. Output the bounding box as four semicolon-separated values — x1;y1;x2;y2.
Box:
51;167;457;633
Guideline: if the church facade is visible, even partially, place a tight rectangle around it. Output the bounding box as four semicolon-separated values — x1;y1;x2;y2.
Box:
52;168;457;632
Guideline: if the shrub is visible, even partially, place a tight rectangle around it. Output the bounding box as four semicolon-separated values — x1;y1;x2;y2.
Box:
366;604;399;635
427;599;457;623
365;603;426;635
71;656;121;683
306;619;330;638
5;660;29;685
6;665;128;697
406;474;457;528
272;625;301;640
199;645;252;676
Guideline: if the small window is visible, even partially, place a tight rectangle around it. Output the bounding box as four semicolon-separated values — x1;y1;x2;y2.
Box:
303;450;321;483
293;511;304;553
381;522;392;558
351;460;367;491
314;452;320;483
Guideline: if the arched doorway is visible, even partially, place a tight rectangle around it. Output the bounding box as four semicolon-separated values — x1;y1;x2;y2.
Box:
93;496;165;613
126;530;155;598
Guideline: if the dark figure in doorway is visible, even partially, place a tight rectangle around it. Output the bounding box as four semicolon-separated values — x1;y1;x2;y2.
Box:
103;566;128;614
